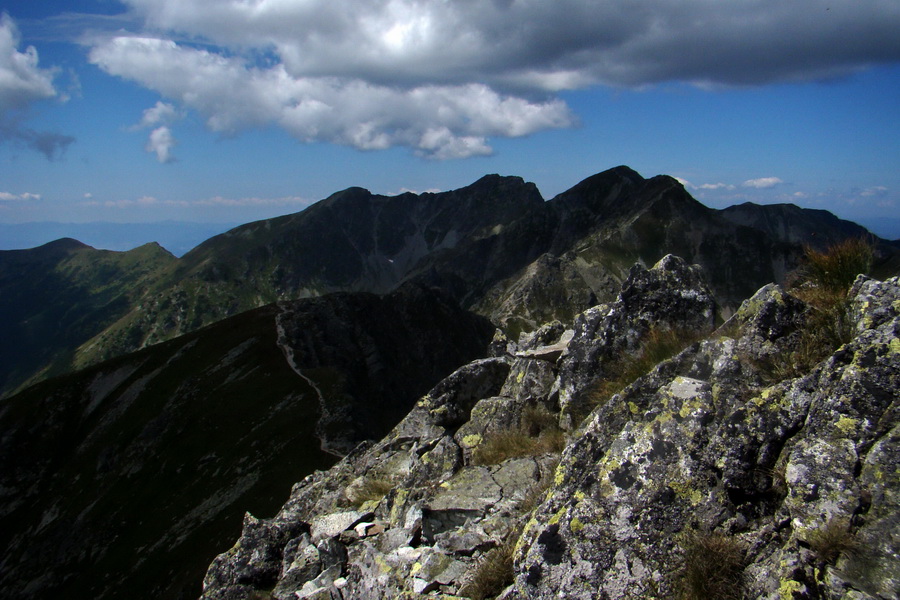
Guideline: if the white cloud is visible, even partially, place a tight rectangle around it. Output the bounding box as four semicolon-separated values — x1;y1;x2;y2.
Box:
860;186;888;197
743;177;784;189
146;125;177;163
132;100;183;162
0;15;57;112
87;0;900;158
137;100;182;128
0;191;41;201
118;0;900;88
697;183;736;191
0;15;74;158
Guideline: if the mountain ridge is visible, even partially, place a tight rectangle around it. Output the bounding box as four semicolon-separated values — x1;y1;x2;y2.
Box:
2;166;898;398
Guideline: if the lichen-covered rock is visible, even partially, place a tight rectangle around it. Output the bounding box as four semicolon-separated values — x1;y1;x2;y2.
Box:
200;266;899;600
515;277;900;600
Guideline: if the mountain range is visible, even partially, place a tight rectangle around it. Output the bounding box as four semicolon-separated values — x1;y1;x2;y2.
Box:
0;165;898;599
2;166;897;399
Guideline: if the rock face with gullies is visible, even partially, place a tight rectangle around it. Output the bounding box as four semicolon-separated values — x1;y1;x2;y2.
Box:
200;258;899;600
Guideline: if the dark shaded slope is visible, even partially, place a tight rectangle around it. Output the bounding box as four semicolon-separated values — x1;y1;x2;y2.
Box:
0;284;493;600
0;239;175;397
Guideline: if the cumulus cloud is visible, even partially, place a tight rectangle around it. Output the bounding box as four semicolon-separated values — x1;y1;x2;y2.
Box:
87;0;900;158
743;177;784;189
131;100;183;162
0;15;56;111
90;37;572;158
145;125;176;162
0;15;74;159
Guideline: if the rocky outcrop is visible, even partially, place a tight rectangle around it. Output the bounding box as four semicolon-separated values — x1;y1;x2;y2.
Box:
200;257;899;600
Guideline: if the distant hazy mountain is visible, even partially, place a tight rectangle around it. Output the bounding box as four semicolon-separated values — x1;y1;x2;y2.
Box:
0;221;238;257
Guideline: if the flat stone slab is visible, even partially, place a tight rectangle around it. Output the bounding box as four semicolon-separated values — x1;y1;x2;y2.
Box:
310;511;368;542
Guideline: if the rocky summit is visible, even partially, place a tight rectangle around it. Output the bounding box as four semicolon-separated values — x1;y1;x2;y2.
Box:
199;256;900;600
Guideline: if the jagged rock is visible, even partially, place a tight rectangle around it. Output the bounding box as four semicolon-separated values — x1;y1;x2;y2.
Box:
202;513;308;598
421;357;512;428
555;253;717;428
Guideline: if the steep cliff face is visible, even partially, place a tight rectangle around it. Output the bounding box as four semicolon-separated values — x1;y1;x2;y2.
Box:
0;285;493;600
199;257;899;600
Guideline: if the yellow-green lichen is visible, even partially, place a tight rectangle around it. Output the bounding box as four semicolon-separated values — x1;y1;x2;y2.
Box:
890;338;900;354
628;401;640;415
779;578;803;599
570;517;585;533
554;461;567;486
574;490;586;502
548;506;567;526
668;479;702;505
461;433;483;448
410;561;422;576
835;415;858;435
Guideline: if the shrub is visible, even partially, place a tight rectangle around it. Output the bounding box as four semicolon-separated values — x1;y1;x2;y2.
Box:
807;518;859;565
675;532;745;600
802;238;873;293
458;532;518;600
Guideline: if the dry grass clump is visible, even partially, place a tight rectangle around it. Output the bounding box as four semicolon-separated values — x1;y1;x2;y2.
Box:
472;426;566;466
517;461;558;514
472;404;565;466
458;532;519;600
587;326;702;406
345;475;395;508
761;239;873;381
675;531;745;600
807;518;860;565
801;237;873;293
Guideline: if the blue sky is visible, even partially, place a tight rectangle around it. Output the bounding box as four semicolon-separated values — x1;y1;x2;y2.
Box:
1;0;899;250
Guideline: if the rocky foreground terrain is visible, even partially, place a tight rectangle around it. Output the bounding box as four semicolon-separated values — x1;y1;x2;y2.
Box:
200;256;899;600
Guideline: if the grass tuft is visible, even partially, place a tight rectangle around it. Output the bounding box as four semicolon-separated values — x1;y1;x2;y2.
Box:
801;238;873;293
458;532;518;600
472;426;566;466
344;476;395;508
807;518;859;565
586;326;702;407
675;531;745;600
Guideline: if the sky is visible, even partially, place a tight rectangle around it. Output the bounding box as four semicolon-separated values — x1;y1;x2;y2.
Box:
1;0;899;251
